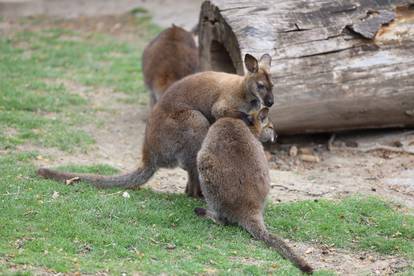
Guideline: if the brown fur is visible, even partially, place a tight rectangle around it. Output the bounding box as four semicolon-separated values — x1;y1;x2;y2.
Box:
38;54;274;198
142;25;198;107
195;109;314;274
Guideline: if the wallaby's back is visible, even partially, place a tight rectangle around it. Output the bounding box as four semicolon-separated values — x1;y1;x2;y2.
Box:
142;25;199;107
197;116;313;274
197;118;270;219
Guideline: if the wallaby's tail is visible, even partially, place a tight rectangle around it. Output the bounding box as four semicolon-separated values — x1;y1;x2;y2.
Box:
37;165;156;189
241;218;314;274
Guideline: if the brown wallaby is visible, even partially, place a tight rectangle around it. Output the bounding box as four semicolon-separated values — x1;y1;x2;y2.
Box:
195;108;314;274
142;25;199;108
37;53;274;198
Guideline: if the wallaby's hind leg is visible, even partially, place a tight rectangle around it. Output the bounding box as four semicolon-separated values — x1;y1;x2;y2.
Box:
185;167;203;198
194;208;227;225
177;110;210;198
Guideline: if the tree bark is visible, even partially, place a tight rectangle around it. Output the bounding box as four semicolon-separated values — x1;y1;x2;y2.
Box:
199;0;414;135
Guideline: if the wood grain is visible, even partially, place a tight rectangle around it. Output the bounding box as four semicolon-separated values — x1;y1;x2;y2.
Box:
199;0;414;135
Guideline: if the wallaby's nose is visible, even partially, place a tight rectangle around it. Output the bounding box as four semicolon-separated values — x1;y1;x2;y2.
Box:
264;95;274;107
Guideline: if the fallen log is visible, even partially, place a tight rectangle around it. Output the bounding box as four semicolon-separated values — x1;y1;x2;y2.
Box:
199;0;414;135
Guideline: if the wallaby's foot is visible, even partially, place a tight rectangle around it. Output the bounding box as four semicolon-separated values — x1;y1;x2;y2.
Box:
185;168;204;198
194;207;226;225
194;207;207;216
301;264;314;274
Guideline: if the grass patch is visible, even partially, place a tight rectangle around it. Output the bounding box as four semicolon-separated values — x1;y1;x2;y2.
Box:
266;198;414;258
0;15;157;151
0;32;89;151
11;26;152;95
1;154;413;275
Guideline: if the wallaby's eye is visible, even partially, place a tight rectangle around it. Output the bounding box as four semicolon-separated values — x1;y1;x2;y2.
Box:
257;83;265;90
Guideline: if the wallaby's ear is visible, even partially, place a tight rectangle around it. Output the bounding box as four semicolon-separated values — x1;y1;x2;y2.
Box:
258;108;269;123
259;53;271;70
244;54;259;73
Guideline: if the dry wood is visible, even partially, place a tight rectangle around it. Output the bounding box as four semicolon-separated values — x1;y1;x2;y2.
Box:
270;184;329;197
355;144;414;154
329;133;414;154
299;154;320;163
199;0;414;135
328;134;336;151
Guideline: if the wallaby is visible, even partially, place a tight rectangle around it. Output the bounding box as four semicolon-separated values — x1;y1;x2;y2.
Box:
195;108;314;274
38;53;274;198
142;25;199;108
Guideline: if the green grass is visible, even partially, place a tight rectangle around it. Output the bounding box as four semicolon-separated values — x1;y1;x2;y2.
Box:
1;14;413;276
0;16;158;151
1;154;413;275
267;198;414;257
0;37;93;151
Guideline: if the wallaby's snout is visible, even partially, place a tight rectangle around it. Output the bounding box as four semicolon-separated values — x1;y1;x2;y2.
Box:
264;93;274;107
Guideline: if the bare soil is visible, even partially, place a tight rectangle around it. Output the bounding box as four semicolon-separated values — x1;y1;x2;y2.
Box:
2;3;413;275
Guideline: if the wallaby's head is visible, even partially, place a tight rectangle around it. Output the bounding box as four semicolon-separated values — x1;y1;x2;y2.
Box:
249;107;276;143
244;53;274;108
169;24;197;49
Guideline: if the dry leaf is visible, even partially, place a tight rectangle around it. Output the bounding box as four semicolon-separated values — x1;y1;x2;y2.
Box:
299;147;313;155
65;177;80;185
289;145;298;157
52;191;59;199
299;154;320;163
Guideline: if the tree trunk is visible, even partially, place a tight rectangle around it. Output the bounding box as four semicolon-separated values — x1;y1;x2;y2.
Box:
199;0;414;135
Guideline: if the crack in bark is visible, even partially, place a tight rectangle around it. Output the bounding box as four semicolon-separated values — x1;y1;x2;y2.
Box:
282;23;310;33
294;46;356;59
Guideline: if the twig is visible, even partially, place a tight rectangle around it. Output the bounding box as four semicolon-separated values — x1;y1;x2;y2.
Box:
271;184;329;197
1;186;21;197
65;177;80;185
353;144;414;154
330;131;414;155
328;133;336;151
401;138;414;147
401;130;414;137
0;192;19;196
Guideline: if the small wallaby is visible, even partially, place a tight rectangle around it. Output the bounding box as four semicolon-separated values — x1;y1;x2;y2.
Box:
142;25;199;108
38;53;274;198
195;108;314;274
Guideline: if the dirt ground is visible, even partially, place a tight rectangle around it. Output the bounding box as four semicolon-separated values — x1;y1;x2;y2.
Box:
2;1;414;275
